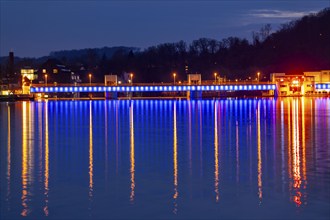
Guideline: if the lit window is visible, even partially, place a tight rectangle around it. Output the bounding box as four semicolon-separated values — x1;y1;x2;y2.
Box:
53;69;58;74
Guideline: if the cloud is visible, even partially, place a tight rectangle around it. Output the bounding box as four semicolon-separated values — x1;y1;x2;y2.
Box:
250;9;317;19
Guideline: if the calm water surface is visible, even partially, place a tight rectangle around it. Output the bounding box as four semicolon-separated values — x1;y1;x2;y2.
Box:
0;98;329;219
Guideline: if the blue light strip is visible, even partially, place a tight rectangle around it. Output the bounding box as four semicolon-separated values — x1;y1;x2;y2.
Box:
30;84;277;93
315;83;330;90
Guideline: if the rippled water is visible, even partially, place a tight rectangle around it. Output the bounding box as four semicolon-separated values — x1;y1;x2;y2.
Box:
0;98;329;219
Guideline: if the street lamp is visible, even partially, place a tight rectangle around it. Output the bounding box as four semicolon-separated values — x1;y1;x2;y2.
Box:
130;73;133;85
257;72;260;83
45;74;48;86
214;72;217;84
173;72;176;84
89;73;92;85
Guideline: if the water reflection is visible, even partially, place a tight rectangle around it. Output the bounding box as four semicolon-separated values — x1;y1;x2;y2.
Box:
0;98;329;219
44;101;49;216
257;102;263;203
289;98;308;207
21;102;34;216
173;102;178;214
130;102;135;203
89;102;94;202
214;101;219;202
6;104;11;211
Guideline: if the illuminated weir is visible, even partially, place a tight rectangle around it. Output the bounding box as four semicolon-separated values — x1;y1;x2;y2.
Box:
30;84;277;99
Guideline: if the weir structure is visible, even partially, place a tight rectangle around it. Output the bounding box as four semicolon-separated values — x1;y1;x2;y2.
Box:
29;73;330;99
30;83;277;99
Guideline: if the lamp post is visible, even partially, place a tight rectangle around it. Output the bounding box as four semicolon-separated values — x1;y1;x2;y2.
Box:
130;73;133;85
89;73;92;85
214;72;217;84
173;72;176;84
257;72;260;83
45;74;48;86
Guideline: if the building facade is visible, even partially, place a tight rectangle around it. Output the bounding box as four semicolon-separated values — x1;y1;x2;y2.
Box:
271;70;330;96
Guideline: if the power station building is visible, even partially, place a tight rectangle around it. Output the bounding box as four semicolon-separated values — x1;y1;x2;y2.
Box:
271;70;330;96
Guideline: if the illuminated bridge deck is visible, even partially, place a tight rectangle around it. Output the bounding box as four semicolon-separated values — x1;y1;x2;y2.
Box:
30;84;277;93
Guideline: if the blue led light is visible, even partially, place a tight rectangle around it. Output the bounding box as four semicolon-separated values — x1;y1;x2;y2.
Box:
183;86;187;91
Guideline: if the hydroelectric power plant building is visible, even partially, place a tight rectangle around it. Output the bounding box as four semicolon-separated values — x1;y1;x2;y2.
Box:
271;70;330;96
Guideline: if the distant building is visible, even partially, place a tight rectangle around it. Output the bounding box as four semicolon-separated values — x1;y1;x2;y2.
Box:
39;59;81;84
188;74;201;85
21;67;38;94
271;70;330;96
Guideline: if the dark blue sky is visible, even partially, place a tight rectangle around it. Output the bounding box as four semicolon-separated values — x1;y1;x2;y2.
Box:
0;0;328;57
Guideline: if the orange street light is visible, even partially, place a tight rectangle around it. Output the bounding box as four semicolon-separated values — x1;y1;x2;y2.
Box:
214;72;217;84
89;73;92;85
130;73;133;85
173;72;176;84
257;72;260;83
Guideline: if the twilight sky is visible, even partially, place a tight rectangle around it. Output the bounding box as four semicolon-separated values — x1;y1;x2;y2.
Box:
0;0;329;57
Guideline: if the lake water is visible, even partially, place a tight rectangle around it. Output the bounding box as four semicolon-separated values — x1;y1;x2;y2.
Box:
1;98;329;219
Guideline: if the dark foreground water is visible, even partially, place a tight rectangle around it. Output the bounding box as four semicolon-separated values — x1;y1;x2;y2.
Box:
0;98;329;219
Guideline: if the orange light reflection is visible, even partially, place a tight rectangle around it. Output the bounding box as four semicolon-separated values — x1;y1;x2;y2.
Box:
89;102;94;202
173;102;178;214
214;102;219;202
129;103;135;203
6;104;11;210
44;101;49;216
257;102;262;202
